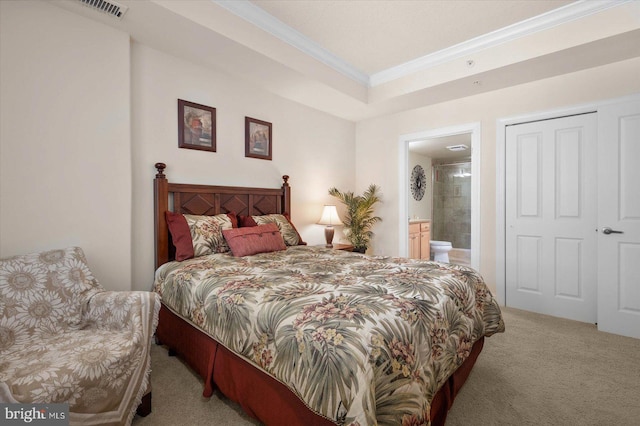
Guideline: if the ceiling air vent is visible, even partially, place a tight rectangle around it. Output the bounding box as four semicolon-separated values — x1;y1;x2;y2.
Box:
77;0;129;20
446;144;468;152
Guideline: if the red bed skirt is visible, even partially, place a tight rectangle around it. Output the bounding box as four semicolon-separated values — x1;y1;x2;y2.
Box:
155;303;484;426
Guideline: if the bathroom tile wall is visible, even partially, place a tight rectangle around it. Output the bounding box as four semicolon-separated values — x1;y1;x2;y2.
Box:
432;162;471;249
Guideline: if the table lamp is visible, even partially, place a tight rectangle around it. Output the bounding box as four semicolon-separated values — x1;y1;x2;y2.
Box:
317;205;343;247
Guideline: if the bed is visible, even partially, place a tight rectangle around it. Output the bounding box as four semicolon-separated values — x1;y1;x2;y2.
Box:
152;162;504;425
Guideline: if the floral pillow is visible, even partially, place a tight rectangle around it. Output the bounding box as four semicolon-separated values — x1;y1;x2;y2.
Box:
183;213;234;257
252;214;303;246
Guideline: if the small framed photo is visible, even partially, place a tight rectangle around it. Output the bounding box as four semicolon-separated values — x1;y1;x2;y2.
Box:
245;117;272;160
178;99;216;152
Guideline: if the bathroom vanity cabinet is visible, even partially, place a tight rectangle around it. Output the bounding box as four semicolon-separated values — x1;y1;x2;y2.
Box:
409;221;430;260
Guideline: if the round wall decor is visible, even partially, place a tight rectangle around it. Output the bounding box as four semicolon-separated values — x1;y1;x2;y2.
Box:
411;165;426;201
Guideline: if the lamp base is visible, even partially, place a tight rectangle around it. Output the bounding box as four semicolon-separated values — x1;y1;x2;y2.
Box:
324;226;335;248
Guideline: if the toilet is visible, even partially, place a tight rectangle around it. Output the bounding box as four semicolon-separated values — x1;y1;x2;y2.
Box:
431;240;453;263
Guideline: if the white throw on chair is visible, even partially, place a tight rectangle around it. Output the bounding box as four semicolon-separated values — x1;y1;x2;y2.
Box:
0;246;160;425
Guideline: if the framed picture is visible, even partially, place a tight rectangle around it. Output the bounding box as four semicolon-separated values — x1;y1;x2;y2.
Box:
178;99;216;152
245;117;272;160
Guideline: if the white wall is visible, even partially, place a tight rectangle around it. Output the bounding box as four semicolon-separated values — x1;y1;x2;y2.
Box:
407;151;432;221
130;43;355;290
0;1;132;291
356;58;640;293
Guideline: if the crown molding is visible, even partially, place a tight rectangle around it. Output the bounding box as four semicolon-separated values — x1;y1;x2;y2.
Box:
215;0;630;89
370;0;630;86
213;0;369;85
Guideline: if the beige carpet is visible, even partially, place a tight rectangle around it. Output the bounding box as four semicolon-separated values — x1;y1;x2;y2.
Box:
132;307;640;425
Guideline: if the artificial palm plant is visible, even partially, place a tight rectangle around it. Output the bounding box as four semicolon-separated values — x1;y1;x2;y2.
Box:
328;184;382;253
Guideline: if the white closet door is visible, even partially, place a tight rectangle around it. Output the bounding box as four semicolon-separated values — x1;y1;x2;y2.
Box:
505;113;597;323
597;99;640;339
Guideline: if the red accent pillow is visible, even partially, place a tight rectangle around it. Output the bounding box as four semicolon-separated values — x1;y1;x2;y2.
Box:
238;215;258;227
226;212;239;228
222;223;286;257
165;211;195;261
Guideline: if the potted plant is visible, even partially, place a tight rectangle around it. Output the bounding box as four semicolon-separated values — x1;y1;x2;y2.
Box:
328;184;382;253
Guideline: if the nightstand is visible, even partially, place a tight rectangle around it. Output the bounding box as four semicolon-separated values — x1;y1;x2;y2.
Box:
316;244;354;251
331;244;354;252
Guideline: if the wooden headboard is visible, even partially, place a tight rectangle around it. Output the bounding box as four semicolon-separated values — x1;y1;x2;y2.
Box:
153;162;291;268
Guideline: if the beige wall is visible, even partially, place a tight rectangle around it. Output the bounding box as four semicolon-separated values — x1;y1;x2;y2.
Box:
0;1;355;291
3;1;639;296
130;43;355;290
0;1;132;290
356;58;640;293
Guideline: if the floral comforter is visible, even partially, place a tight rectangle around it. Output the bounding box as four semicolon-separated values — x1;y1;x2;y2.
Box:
154;246;504;425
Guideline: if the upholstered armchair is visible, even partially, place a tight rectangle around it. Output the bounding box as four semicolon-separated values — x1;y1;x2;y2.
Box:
0;247;160;426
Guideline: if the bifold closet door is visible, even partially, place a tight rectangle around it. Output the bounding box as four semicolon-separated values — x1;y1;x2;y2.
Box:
505;113;597;323
597;99;640;339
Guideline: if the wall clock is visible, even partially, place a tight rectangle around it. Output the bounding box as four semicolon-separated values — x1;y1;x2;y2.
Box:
411;165;426;201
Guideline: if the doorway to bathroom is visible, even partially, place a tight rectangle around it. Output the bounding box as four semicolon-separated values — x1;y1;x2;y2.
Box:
398;123;481;270
431;160;472;266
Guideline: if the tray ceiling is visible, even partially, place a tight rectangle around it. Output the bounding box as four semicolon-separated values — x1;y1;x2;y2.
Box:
55;0;640;121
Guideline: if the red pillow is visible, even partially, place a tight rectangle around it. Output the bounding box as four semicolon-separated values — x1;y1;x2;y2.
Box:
226;211;239;228
222;223;286;257
165;211;195;261
238;215;258;227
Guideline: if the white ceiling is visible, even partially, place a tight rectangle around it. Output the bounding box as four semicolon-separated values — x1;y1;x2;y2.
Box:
54;0;640;121
410;134;472;161
251;0;574;75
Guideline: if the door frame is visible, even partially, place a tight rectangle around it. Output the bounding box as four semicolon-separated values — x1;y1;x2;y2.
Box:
398;122;481;270
495;93;640;306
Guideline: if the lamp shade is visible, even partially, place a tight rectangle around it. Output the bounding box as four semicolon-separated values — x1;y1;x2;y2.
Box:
317;205;343;226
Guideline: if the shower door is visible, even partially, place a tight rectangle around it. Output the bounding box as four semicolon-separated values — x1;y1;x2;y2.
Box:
432;163;471;250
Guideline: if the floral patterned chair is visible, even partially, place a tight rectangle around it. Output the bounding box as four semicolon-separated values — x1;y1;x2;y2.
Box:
0;247;160;426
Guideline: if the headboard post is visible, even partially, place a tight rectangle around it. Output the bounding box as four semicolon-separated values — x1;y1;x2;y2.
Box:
154;162;169;269
282;175;291;214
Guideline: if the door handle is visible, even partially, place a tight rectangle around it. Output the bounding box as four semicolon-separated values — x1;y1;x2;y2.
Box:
602;227;623;235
